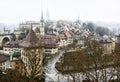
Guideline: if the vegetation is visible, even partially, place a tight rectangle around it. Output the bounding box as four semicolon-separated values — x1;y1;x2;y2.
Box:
0;69;44;82
56;40;120;82
113;43;120;81
0;69;32;82
84;22;111;36
0;47;45;82
22;47;43;78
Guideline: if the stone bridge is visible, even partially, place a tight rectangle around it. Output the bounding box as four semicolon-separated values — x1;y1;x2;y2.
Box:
0;34;15;47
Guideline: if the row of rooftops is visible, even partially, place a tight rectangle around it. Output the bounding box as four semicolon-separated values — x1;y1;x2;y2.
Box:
36;30;74;41
4;28;74;48
4;28;116;49
99;38;115;43
4;28;41;48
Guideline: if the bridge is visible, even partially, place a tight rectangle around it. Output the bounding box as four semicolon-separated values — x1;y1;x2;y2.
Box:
0;34;15;47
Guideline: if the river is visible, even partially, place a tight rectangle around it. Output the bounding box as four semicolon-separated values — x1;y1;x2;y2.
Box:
44;50;68;82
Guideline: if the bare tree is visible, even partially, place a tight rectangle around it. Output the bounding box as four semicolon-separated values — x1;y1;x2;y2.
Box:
112;43;120;81
83;40;115;82
56;40;115;82
22;47;43;79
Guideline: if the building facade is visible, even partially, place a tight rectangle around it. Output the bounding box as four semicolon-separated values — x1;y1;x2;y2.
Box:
19;13;45;35
19;28;43;77
100;39;115;55
0;54;8;70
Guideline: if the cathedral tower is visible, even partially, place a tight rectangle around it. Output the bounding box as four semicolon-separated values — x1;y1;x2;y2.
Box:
39;9;45;35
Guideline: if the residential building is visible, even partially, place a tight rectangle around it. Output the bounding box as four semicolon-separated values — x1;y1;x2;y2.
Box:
100;38;115;55
3;28;43;76
37;34;59;55
3;40;21;61
44;40;58;55
0;54;8;70
58;31;73;47
116;34;120;43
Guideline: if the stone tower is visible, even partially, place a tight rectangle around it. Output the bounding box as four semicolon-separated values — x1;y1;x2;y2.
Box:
19;27;43;77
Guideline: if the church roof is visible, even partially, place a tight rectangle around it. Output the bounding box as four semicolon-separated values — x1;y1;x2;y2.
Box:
19;28;41;48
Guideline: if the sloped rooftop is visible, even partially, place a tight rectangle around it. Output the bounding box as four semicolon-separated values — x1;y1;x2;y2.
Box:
19;28;41;48
0;54;8;63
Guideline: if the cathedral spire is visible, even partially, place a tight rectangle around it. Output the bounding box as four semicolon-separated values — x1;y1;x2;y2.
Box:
39;7;45;35
40;8;44;22
46;7;50;21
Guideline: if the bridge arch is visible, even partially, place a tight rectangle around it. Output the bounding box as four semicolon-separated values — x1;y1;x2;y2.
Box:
2;36;11;46
0;34;14;47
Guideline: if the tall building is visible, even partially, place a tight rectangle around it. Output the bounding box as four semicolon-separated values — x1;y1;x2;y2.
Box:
40;9;45;35
19;27;43;77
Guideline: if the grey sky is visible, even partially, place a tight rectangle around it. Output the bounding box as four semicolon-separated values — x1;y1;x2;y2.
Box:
0;0;120;24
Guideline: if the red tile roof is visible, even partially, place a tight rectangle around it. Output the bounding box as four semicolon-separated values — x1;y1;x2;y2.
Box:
37;30;74;42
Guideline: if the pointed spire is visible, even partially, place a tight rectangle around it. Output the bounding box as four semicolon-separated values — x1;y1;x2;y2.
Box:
40;8;44;22
46;7;50;21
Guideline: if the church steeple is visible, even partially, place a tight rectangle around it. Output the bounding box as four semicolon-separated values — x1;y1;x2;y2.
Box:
39;7;45;35
46;7;50;21
40;8;44;22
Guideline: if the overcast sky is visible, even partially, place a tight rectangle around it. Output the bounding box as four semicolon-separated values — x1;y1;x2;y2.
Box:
0;0;120;24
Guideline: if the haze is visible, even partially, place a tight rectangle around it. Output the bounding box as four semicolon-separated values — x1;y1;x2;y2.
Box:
0;0;120;24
